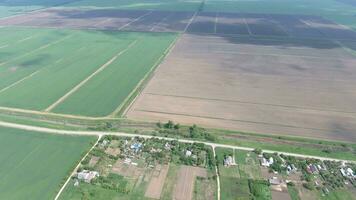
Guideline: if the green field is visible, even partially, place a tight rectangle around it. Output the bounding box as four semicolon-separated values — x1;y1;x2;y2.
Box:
204;0;356;30
0;27;176;117
0;126;96;200
63;0;203;11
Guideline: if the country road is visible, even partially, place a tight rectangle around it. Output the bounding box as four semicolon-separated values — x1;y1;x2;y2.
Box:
0;120;354;163
0;120;354;200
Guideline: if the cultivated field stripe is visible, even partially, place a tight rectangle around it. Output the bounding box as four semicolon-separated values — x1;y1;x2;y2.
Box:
118;11;153;30
114;35;180;117
45;40;138;112
0;34;73;67
0;70;40;94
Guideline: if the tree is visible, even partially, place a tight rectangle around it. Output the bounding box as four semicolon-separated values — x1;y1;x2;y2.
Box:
189;124;199;138
164;120;174;129
174;123;180;130
253;148;262;155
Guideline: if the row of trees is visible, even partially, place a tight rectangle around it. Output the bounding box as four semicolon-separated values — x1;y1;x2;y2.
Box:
157;121;217;142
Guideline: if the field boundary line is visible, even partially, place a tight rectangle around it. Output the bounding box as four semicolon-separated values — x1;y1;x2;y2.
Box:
242;17;253;36
92;18;112;27
188;50;345;60
144;93;356;114
54;135;101;200
150;12;173;32
184;11;198;32
0;120;354;163
45;40;138;112
113;34;181;117
0;34;74;67
0;70;41;94
0;106;118;120
133;109;337;133
118;11;153;30
17;34;37;43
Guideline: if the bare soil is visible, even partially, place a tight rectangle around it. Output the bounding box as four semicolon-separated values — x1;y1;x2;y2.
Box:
104;147;120;157
127;33;356;142
172;165;208;200
88;156;99;167
144;164;169;199
111;160;143;178
271;190;292;200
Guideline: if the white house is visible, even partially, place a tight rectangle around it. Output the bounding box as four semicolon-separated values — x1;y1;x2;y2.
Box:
185;150;192;157
261;157;274;167
224;156;235;167
77;170;99;183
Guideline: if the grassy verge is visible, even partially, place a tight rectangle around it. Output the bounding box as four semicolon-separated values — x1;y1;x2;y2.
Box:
0;111;355;161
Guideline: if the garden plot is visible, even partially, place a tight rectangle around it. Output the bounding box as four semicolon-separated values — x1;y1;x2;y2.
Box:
173;165;208;200
144;164;169;199
0;8;195;32
127;34;356;142
59;136;216;200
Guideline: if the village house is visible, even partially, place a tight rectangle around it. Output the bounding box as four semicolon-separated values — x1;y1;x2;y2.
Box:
261;157;274;167
185;150;192;157
286;164;297;174
130;143;142;153
340;168;355;179
269;177;282;185
99;139;109;148
306;164;319;174
77;170;99;183
223;156;235;167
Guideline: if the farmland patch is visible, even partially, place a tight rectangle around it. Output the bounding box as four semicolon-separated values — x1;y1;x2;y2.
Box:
127;33;356;142
0;126;96;200
0;27;176;117
0;8;195;33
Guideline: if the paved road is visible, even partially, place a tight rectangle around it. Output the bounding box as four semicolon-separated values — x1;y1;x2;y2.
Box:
0;120;354;163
